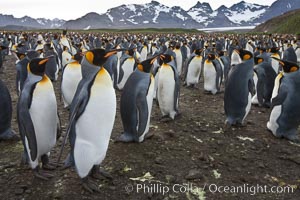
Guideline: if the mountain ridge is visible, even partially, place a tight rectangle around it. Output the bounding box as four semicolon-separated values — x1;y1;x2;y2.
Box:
0;0;299;30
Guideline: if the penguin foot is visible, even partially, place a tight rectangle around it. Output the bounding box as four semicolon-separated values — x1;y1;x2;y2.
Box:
91;166;113;180
82;178;101;193
286;135;300;144
60;153;74;169
115;133;135;143
33;168;54;180
144;131;154;139
160;115;172;122
0;129;19;141
42;163;57;170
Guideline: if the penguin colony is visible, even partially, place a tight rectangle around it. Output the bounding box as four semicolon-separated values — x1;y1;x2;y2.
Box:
0;31;300;192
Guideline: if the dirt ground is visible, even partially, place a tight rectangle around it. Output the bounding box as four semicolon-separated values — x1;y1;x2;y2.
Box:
0;54;299;200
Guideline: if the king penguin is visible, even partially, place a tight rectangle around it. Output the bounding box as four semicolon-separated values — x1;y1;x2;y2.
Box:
184;48;203;87
117;54;160;143
267;59;300;143
157;53;180;120
0;46;7;73
58;48;121;193
252;56;277;107
0;79;18;140
17;57;58;179
61;52;83;108
203;53;223;94
117;46;136;90
173;43;183;76
224;49;255;126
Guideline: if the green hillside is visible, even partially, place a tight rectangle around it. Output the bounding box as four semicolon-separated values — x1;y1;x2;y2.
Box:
253;9;300;34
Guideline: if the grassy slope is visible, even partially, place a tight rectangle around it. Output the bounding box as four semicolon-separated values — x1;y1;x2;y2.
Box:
253;9;300;34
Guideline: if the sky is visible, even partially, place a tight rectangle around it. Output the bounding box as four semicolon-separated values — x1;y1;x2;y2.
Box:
0;0;277;20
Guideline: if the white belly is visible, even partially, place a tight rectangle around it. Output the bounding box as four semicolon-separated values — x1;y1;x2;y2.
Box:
271;55;280;73
61;63;82;107
174;50;183;75
243;93;252;122
118;58;135;90
139;77;155;142
74;69;116;178
251;72;259;104
296;48;300;63
157;65;177;119
186;56;202;86
28;77;57;168
204;63;217;94
62;52;72;68
140;47;148;62
267;105;281;136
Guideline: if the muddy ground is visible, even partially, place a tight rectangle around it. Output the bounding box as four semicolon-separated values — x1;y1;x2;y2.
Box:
0;54;300;200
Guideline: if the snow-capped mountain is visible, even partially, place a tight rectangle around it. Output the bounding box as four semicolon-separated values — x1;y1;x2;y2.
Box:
1;0;300;30
0;14;65;29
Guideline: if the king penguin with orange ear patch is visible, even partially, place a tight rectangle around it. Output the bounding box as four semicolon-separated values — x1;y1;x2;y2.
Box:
267;58;300;143
58;48;122;193
224;49;255;126
17;57;58;180
117;54;161;143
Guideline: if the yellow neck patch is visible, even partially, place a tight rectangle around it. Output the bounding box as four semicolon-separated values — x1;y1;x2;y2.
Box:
290;66;298;72
85;51;94;64
243;54;251;60
137;64;144;71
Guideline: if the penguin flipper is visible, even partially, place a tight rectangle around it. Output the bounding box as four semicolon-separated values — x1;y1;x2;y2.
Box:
136;92;149;138
248;78;256;96
255;73;265;106
57;86;90;164
17;85;38;161
271;85;288;108
174;72;180;112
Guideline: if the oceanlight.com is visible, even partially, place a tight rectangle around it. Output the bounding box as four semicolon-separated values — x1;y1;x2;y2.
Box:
124;183;295;196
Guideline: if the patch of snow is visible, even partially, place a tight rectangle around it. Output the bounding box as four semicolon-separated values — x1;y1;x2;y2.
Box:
225;8;266;24
287;3;291;9
127;19;138;25
126;4;136;12
173;13;187;21
143;21;149;24
83;25;91;30
199;26;255;32
106;13;114;22
37;19;45;25
119;19;125;22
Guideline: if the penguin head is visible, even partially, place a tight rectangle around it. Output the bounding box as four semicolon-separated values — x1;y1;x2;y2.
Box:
84;48;121;66
271;57;299;73
237;49;253;61
72;52;83;63
27;57;49;77
159;54;172;65
195;49;203;56
254;56;264;65
137;53;161;73
207;53;216;61
0;45;7;51
269;47;280;54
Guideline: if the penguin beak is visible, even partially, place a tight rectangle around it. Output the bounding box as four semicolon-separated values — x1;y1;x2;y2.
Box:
39;58;49;65
104;49;125;58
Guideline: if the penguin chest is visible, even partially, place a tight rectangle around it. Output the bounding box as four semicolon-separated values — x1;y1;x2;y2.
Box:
75;68;116;159
186;56;202;84
267;105;282;135
157;65;176;114
271;73;283;99
118;58;135;89
61;63;82;106
174;50;183;75
62;51;72;67
203;62;217;92
140;47;148;61
271;54;280;73
140;75;155;140
29;76;57;156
